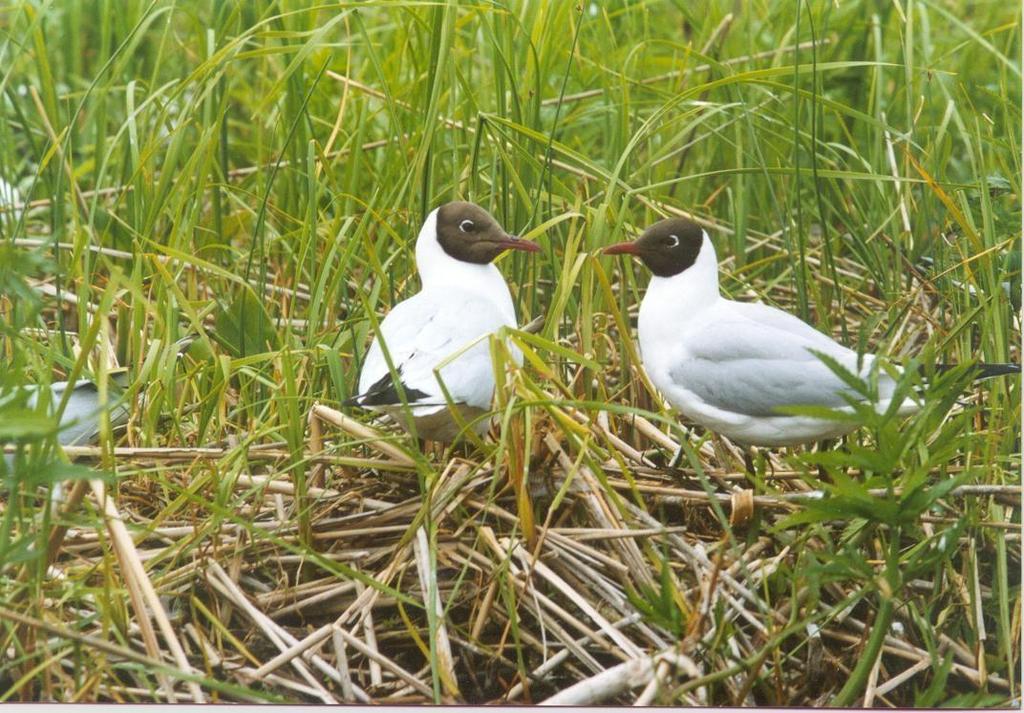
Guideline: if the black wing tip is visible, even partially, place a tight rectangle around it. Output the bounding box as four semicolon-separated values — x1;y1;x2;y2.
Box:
345;371;431;408
357;386;432;407
934;362;1021;380
973;363;1021;379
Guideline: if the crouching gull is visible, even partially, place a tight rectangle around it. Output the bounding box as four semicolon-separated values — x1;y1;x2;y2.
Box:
2;336;197;475
1;372;131;500
604;217;1019;448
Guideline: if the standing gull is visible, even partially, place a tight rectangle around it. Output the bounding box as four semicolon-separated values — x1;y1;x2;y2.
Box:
347;202;539;442
604;217;1019;448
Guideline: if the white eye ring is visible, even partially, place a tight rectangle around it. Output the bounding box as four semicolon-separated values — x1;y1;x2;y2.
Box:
459;219;474;233
666;234;680;247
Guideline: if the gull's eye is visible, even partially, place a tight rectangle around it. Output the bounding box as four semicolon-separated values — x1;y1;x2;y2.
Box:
459;219;475;233
665;234;680;248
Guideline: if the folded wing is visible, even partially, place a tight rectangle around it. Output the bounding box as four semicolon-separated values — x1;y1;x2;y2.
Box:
671;303;889;417
354;289;514;413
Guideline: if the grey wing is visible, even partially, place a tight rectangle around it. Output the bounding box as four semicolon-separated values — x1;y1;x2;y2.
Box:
30;380;129;446
674;312;876;417
710;301;856;359
4;380;128;477
357;291;511;410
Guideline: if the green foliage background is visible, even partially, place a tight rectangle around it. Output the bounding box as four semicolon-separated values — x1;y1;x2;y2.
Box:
0;0;1019;705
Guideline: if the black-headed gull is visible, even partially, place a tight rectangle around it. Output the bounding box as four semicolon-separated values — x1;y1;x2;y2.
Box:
347;202;539;442
604;217;1019;448
4;335;198;466
2;373;131;484
36;376;131;447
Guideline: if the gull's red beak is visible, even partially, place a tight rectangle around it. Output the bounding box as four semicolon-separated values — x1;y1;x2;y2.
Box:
495;234;541;253
603;241;641;256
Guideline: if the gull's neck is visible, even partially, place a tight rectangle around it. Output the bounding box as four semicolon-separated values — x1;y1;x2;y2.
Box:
414;209;517;323
639;233;721;341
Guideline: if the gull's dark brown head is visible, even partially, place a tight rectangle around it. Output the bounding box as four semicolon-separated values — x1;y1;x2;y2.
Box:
435;201;540;264
603;217;705;277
